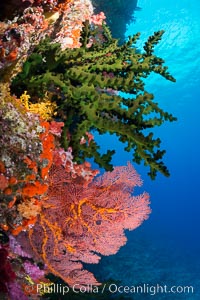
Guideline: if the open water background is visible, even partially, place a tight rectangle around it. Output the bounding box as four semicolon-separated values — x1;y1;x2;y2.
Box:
92;0;200;299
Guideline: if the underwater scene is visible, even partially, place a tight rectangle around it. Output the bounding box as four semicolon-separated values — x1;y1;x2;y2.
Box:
0;0;199;299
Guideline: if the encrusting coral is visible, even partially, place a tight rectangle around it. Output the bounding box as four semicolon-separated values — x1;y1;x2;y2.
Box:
0;84;65;235
0;0;95;81
11;20;176;179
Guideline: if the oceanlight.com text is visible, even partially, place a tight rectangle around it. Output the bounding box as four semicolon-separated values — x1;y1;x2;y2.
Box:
24;282;194;296
108;283;194;296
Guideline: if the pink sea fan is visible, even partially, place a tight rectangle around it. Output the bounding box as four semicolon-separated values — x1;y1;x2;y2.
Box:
23;162;150;287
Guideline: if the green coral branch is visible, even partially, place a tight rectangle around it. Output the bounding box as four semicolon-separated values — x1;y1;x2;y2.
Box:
11;23;176;179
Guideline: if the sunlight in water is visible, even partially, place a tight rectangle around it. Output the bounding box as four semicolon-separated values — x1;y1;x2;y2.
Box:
126;0;200;87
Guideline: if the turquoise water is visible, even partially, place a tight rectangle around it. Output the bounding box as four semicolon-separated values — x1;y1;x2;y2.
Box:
93;0;200;299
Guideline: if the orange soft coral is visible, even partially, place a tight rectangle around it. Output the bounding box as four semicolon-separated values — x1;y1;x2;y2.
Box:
22;182;48;197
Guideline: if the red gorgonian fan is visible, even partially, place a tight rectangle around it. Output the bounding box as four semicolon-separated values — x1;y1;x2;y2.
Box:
26;159;151;287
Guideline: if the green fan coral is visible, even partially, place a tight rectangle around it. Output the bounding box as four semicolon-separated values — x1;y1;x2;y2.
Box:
11;21;176;179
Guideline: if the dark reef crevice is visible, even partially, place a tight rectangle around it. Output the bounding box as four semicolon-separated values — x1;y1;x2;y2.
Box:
92;0;139;42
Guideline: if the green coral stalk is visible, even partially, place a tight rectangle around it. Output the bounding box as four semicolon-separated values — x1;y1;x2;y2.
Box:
11;22;176;179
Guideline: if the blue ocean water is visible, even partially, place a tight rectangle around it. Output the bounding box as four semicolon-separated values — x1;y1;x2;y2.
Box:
93;0;200;299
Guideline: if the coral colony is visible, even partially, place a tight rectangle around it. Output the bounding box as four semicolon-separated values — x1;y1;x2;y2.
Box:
0;0;176;298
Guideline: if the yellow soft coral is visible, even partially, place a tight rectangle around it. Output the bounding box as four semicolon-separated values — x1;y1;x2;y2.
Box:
20;90;30;109
20;91;57;120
